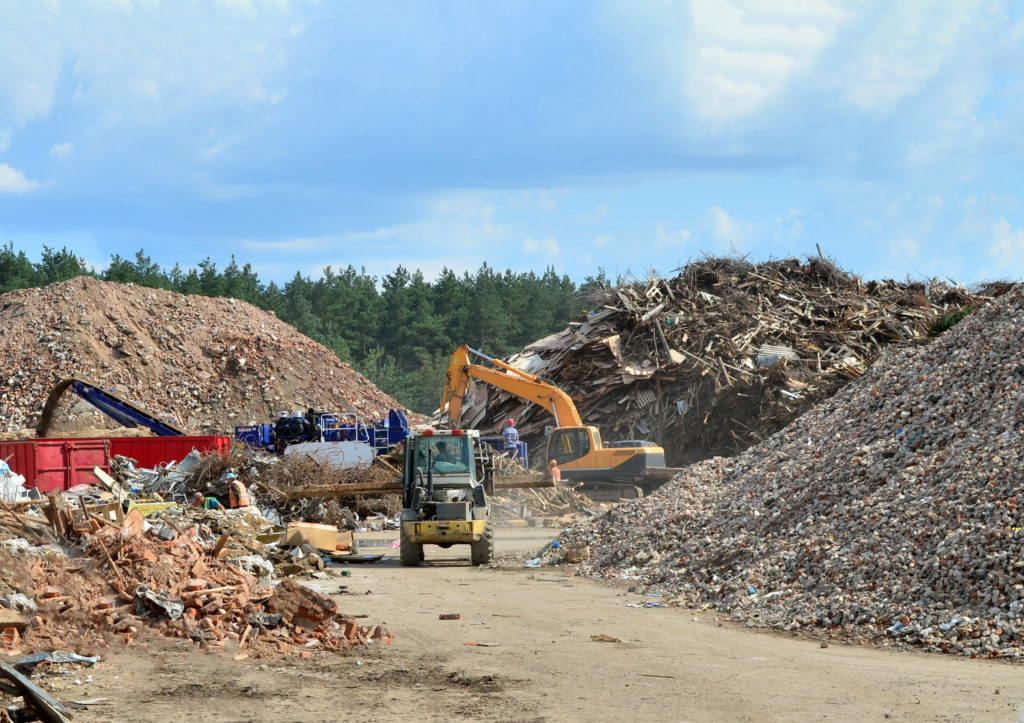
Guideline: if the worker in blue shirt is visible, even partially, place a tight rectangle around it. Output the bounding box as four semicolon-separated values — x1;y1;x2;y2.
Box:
191;492;223;510
502;418;519;461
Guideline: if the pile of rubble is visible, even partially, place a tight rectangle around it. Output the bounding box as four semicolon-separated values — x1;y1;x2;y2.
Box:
0;277;406;437
0;492;388;664
113;447;401;526
491;482;596;528
467;256;989;466
551;285;1024;658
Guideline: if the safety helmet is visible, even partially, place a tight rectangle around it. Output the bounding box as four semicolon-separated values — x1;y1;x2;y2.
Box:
226;471;238;480
506;418;515;426
548;459;557;466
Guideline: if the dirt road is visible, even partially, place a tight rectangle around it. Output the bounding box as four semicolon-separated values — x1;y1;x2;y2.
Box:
65;528;1024;722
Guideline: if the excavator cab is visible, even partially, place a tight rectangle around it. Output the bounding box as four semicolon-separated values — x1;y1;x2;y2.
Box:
546;426;594;466
399;429;493;566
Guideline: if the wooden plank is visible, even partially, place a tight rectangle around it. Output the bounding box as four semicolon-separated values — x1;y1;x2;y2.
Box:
93;466;128;502
0;659;73;723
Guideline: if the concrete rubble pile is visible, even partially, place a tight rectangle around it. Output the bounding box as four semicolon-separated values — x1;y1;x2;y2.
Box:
551;286;1024;658
470;256;989;466
0;492;390;665
0;277;405;437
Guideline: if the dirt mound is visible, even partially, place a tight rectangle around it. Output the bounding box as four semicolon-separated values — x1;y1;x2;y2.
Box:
0;277;406;437
470;256;987;466
553;285;1024;657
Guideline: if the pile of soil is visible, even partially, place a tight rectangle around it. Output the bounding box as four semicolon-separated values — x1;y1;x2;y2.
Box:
0;277;406;437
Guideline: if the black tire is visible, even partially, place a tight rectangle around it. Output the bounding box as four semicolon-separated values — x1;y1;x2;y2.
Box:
399;523;424;567
470;522;493;566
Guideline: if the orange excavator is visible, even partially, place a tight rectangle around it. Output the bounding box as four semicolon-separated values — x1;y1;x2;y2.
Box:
441;345;681;493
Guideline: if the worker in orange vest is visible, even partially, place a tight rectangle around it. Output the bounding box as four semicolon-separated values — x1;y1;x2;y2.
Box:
226;470;251;508
548;459;562;484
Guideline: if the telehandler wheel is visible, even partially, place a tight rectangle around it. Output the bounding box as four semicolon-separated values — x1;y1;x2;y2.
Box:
470;522;494;566
399;524;424;566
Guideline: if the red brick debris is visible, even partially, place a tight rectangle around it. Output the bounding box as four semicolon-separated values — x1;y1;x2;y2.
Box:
0;494;390;659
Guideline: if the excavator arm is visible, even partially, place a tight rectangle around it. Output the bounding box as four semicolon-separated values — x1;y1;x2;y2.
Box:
441;345;583;428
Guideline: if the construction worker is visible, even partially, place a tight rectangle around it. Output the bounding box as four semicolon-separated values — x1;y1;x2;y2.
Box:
191;492;223;510
548;459;562;484
226;470;251;508
502;418;519;461
434;441;456;464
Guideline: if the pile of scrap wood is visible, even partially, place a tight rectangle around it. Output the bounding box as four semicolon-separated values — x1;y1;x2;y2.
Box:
491;482;596;528
112;447;402;526
0;491;388;666
462;256;993;466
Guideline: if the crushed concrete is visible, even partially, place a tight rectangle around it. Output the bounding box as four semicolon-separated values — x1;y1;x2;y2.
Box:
553;286;1024;658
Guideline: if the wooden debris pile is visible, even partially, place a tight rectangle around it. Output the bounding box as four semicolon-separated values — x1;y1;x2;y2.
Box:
0;277;408;438
118;446;401;525
0;493;388;662
491;482;596;528
467;256;989;465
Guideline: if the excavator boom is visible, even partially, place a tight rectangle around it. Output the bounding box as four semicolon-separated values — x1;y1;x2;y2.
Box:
441;344;681;496
442;345;583;428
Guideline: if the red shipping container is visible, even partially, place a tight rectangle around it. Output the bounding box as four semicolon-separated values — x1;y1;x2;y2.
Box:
0;435;231;493
0;438;110;494
106;435;231;469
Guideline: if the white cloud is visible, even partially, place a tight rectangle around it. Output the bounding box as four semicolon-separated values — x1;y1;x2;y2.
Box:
770;208;806;248
49;141;72;158
705;205;753;245
654;224;692;247
887;237;920;264
537;190;557;212
0;128;11;154
523;237;561;257
575;204;609;224
989;217;1024;275
830;1;982;117
242;237;321;252
685;0;847;121
0;2;299;129
244;191;515;255
0;164;40;193
594;234;613;247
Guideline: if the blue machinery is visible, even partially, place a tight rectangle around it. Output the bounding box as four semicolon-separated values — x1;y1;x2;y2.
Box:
36;378;186;437
234;409;410;456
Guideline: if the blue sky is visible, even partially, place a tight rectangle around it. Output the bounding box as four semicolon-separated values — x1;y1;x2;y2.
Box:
1;0;1023;286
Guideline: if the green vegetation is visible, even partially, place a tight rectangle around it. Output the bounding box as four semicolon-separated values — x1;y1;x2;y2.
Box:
0;243;609;413
929;304;975;335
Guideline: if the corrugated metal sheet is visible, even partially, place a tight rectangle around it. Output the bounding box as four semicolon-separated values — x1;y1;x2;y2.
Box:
757;344;799;367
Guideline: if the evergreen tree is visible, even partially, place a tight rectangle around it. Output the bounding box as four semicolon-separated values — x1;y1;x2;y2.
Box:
0;242;585;414
0;242;36;292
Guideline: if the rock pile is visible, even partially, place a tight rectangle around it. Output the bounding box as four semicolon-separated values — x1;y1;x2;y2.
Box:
468;257;986;466
553;286;1024;658
0;277;405;437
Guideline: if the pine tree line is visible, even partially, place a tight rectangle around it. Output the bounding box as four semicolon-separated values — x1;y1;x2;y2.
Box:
0;243;609;412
